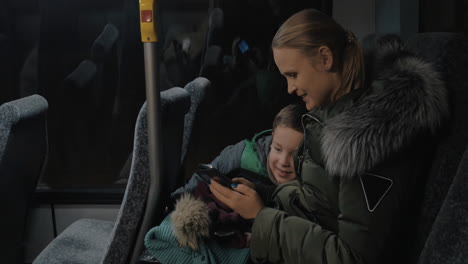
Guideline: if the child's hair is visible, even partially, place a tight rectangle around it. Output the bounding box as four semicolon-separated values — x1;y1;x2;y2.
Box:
272;103;308;133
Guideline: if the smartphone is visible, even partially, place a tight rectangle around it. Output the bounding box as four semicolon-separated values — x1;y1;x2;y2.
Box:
196;164;232;188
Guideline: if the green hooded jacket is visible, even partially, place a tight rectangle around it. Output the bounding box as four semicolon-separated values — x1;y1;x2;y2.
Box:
249;43;449;264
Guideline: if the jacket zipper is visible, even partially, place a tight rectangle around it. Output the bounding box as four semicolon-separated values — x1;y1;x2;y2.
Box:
297;113;324;175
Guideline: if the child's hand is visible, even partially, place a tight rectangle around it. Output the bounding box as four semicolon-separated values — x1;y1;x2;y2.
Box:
210;180;264;219
232;177;255;190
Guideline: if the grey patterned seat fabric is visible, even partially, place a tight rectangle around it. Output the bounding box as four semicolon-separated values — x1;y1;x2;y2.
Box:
128;77;211;263
33;87;190;264
115;77;210;184
181;77;210;162
32;219;115;264
0;95;48;264
417;146;468;264
179;77;211;181
401;33;468;262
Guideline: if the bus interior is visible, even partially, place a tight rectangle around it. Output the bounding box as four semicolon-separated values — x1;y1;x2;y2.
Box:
0;0;467;263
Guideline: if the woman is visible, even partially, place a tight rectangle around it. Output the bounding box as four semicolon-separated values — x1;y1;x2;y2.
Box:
209;9;448;264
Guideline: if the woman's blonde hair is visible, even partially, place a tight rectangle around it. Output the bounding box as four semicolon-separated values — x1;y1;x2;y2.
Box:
272;9;364;99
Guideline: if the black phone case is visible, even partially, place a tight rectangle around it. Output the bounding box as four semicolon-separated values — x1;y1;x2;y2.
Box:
197;164;232;188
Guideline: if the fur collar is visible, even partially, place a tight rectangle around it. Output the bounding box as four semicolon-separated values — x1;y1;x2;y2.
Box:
320;37;449;179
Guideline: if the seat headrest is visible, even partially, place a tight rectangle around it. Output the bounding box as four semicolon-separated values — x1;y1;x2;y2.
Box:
92;23;119;62
64;60;97;89
138;87;191;121
0;94;48;159
209;8;224;31
0;95;48;126
161;87;191;118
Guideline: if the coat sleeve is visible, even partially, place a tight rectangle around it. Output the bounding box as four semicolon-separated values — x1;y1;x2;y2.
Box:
250;174;401;264
210;140;246;174
250;208;365;264
171;140;246;198
255;183;277;204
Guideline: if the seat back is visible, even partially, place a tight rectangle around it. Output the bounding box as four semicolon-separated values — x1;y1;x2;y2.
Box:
179;77;211;181
91;23;119;63
180;78;210;162
199;7;224;74
0;95;48;264
0;34;18;103
205;7;224;49
60;59;98;181
417;146;468;264
101;87;190;264
114;77;209;185
45;22;121;187
403;33;468;262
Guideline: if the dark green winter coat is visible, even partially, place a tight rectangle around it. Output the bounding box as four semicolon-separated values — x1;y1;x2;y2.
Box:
249;41;449;263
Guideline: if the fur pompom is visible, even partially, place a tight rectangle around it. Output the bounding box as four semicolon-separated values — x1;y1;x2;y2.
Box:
171;193;210;250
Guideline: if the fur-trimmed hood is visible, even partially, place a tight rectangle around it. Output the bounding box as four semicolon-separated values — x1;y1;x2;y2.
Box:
319;36;449;179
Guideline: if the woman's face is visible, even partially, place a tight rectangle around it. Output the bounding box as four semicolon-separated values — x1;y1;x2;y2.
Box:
268;126;304;184
273;47;338;110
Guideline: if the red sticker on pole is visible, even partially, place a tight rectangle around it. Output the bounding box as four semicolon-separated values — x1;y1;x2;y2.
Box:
141;10;153;23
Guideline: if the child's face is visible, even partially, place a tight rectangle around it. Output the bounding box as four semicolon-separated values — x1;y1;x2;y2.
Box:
268;126;304;184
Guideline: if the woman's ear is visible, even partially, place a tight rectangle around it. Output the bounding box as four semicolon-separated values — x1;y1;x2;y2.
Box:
318;46;333;71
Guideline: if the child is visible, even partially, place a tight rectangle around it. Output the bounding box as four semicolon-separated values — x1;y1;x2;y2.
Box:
171;103;306;200
144;103;306;263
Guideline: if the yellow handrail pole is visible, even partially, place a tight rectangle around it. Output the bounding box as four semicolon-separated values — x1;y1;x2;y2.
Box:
131;0;161;262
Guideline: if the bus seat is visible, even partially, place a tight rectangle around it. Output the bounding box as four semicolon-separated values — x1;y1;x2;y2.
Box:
198;8;224;102
199;7;224;84
108;0;146;168
64;59;98;90
181;77;210;163
90;24;122;181
0;95;48;264
179;77;211;181
61;59;98;176
199;45;223;88
55;23;120;186
91;23;119;63
115;77;210;185
206;7;224;49
402;33;468;262
19;45;39;98
417;146;468;264
0;34;19;103
104;87;190;264
125;77;210;262
33;87;191;264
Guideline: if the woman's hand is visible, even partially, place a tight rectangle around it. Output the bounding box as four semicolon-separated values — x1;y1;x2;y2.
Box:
232;177;255;190
209;180;264;219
